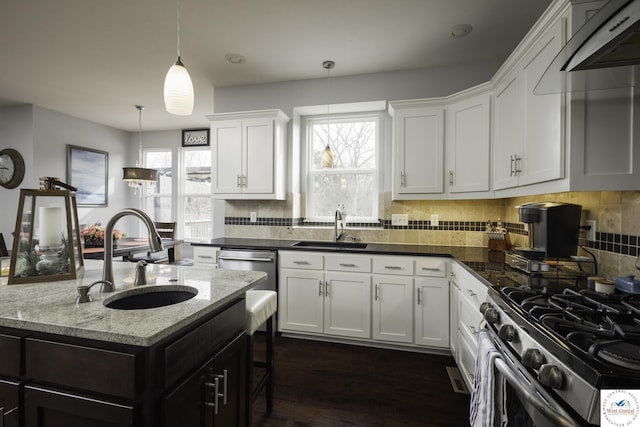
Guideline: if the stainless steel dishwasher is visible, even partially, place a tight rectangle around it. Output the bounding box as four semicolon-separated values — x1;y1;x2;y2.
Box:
217;249;276;291
217;249;277;331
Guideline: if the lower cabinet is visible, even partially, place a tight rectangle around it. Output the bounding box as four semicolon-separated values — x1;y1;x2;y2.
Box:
24;386;135;427
0;380;20;427
414;277;449;348
162;332;246;427
372;275;413;343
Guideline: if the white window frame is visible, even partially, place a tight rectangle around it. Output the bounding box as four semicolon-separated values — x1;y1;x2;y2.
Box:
180;147;214;243
302;110;384;223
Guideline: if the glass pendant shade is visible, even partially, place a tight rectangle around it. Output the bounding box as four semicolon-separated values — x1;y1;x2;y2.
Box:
321;145;333;168
164;57;194;116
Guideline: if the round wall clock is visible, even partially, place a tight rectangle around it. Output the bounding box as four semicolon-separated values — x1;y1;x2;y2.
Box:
0;148;26;189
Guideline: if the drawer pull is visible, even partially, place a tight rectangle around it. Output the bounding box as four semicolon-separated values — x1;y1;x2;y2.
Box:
421;267;441;272
198;255;214;259
339;263;357;267
319;280;323;296
325;281;329;297
294;261;311;265
217;369;228;406
468;325;478;335
384;266;403;270
417;288;421;305
465;289;477;297
375;284;379;301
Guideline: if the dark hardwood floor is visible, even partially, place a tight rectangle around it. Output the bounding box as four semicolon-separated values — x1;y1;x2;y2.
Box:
252;336;470;427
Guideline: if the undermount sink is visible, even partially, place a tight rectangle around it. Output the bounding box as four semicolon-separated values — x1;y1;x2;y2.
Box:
292;241;368;249
103;285;198;310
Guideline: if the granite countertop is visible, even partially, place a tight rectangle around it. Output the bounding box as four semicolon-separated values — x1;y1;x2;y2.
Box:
0;260;265;347
195;237;492;263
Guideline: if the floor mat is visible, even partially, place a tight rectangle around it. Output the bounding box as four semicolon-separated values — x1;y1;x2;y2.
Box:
446;366;469;394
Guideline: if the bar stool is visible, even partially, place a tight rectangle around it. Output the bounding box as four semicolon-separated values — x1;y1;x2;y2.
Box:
245;290;277;426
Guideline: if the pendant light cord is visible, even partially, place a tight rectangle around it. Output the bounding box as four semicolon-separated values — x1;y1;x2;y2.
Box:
137;105;144;167
176;0;181;59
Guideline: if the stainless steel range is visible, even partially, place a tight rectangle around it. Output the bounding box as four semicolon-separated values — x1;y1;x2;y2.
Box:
478;256;640;426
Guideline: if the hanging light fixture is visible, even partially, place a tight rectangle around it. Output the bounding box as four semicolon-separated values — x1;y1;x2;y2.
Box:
123;105;159;190
164;0;194;116
321;60;335;168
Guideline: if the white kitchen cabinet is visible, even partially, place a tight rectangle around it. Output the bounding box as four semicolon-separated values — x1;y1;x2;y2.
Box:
449;273;460;360
493;19;565;191
446;90;491;194
209;109;289;200
192;246;219;267
372;274;413;343
389;100;445;199
414;277;449;348
278;251;372;339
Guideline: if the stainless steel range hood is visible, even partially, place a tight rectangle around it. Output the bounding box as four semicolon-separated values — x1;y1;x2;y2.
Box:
535;0;640;94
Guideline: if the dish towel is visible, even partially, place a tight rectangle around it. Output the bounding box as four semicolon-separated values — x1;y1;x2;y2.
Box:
469;328;507;427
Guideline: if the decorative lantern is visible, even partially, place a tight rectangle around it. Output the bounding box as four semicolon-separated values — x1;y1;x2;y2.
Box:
8;177;83;285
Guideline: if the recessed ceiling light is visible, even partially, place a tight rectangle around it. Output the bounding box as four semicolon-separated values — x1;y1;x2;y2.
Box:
450;24;473;38
225;53;246;64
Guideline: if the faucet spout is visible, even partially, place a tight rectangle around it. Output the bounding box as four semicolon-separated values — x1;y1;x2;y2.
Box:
334;208;344;243
102;208;163;289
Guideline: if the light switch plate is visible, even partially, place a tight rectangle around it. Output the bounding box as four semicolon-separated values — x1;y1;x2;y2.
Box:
585;219;596;242
391;214;409;226
431;214;439;227
250;212;257;223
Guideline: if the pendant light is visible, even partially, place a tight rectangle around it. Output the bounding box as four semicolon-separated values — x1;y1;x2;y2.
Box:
321;60;335;168
164;0;194;116
123;105;159;190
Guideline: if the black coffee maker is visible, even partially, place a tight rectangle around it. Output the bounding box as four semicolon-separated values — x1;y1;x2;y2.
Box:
516;202;582;259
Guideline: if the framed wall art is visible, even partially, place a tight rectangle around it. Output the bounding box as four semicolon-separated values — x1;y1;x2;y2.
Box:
182;128;210;147
67;145;108;206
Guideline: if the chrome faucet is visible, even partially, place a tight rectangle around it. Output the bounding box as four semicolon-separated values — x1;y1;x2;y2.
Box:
101;208;163;290
334;206;345;243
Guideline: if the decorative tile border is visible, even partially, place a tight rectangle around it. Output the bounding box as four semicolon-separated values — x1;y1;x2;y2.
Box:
583;232;640;257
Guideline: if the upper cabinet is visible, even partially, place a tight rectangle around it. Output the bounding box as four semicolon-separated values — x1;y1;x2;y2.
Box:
446;89;491;194
493;18;566;191
389;100;445;200
208;109;290;200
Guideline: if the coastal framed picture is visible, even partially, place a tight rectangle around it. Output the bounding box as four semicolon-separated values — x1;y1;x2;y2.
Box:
67;145;108;206
182;128;210;147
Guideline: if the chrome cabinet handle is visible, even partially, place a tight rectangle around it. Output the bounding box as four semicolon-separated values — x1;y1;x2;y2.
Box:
400;171;405;187
466;289;477;297
217;369;228;406
242;174;247;187
197;255;214;259
468;325;478;335
325;281;329;297
509;155;515;176
204;380;217;409
421;267;441;272
294;260;310;265
339;263;357;267
237;174;242;187
319;280;323;296
514;155;522;174
384;266;402;270
449;170;454;186
417;288;421;305
375;284;380;301
449;271;455;278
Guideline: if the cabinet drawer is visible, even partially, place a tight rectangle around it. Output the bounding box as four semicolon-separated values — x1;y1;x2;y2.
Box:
163;298;244;388
457;328;477;391
193;246;219;265
325;255;371;273
372;256;413;275
25;338;141;399
279;251;323;270
458;292;482;345
415;258;447;277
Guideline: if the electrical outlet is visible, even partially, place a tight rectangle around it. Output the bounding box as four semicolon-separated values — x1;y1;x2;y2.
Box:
431;214;439;227
585;219;596;242
391;214;408;226
250;212;257;223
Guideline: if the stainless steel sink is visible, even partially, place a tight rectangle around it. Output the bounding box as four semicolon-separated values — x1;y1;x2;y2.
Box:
292;241;368;249
103;285;198;310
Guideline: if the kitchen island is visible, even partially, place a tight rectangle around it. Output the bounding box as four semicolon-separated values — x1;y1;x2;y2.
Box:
0;260;266;427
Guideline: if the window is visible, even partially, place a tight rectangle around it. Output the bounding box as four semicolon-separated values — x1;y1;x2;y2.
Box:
143;150;172;221
182;149;213;241
305;112;380;222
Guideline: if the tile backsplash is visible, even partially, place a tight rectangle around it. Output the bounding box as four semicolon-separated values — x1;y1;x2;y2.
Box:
223;191;640;280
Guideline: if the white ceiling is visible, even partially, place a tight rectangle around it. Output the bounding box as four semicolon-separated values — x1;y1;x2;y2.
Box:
0;0;553;132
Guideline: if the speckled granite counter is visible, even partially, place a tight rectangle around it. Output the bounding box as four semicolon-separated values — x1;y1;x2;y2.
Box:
0;260;265;347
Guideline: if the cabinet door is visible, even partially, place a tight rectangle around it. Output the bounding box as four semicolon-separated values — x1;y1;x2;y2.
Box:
279;269;324;333
493;72;523;190
447;93;491;193
393;107;444;195
372;275;413;343
449;276;459;360
212;334;246;427
520;19;565;186
0;380;19;427
212;121;243;194
25;385;135;427
162;358;214;427
414;277;449;348
243;119;274;194
324;272;371;339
